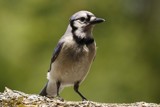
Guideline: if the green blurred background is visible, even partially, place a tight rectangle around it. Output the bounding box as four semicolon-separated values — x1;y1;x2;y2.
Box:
0;0;160;103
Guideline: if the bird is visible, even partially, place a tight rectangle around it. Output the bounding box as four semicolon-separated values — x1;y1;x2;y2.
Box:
39;10;105;101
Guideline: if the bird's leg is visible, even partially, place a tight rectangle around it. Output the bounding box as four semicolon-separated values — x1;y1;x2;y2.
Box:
56;81;64;101
74;81;87;101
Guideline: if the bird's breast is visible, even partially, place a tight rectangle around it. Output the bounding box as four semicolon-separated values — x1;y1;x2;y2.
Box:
49;38;96;86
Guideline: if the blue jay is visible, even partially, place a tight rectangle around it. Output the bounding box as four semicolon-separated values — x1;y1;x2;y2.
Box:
40;10;105;101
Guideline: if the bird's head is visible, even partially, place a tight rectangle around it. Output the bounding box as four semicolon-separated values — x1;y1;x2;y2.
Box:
70;10;105;33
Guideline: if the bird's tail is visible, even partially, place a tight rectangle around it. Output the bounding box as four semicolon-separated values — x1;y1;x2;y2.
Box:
39;82;48;96
39;80;58;97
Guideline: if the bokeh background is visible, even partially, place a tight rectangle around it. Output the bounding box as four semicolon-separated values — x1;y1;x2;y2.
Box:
0;0;160;103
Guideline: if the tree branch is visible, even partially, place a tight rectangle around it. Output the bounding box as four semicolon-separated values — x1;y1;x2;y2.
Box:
0;87;159;107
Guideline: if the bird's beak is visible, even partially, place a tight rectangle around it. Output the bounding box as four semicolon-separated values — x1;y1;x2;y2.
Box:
90;18;105;25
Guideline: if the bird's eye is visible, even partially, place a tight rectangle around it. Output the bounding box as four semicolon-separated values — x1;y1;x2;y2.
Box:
79;17;85;22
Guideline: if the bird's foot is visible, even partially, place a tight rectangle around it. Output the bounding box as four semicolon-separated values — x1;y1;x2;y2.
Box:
55;95;64;102
46;95;64;101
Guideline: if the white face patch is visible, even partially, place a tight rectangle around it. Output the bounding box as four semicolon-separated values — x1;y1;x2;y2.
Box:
70;11;95;29
69;11;98;43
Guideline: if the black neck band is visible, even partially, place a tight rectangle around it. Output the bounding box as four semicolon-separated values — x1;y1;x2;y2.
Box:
73;34;94;45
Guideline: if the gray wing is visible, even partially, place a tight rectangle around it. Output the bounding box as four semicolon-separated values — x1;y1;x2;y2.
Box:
48;42;64;72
